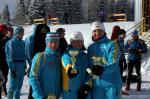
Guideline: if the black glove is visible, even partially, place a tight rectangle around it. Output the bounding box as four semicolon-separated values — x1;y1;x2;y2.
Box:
67;67;78;78
43;97;47;99
77;84;91;99
91;65;104;76
11;71;16;78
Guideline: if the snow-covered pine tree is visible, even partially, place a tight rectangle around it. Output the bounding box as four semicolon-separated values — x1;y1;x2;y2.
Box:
14;0;27;25
27;0;47;24
69;0;83;24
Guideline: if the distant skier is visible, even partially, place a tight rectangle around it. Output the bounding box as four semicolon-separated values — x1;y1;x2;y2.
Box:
5;26;26;99
125;30;148;91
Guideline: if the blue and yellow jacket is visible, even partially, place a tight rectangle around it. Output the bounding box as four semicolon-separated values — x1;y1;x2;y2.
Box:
125;38;148;60
29;47;61;99
87;35;122;88
61;48;90;92
5;36;26;71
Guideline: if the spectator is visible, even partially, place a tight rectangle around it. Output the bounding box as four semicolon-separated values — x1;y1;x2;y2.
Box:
125;30;148;91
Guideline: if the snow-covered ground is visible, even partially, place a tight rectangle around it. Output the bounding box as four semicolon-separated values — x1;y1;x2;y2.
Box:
4;22;150;99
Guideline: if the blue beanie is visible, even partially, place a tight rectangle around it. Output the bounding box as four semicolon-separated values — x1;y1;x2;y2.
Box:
45;32;60;45
132;30;138;36
13;26;24;35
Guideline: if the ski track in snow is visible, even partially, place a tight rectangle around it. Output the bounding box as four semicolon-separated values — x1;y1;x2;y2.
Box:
3;23;150;99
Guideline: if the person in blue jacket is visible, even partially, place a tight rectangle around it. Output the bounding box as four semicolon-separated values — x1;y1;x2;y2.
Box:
125;30;147;91
5;26;26;99
61;31;91;99
88;22;122;99
29;32;61;99
25;24;50;99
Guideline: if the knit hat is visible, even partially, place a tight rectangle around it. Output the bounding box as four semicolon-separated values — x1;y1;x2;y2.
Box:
91;22;105;31
0;23;7;32
56;28;65;35
118;29;126;36
45;32;60;44
132;30;138;36
70;31;84;43
13;26;24;35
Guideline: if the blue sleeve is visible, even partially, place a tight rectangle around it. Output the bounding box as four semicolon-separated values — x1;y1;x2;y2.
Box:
61;53;72;72
140;41;148;53
5;40;15;71
29;53;44;99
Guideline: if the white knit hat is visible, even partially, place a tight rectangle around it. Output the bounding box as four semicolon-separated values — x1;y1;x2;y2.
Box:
70;31;84;43
91;22;105;31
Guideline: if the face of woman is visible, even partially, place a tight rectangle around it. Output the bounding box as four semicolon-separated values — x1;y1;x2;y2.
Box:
92;29;105;41
47;41;59;51
71;40;83;49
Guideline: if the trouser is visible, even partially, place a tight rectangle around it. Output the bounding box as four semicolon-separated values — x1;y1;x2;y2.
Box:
127;60;141;83
28;86;34;99
92;86;121;99
7;70;24;99
1;66;9;94
119;60;127;78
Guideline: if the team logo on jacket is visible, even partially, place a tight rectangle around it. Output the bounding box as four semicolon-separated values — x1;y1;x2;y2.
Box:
49;61;54;65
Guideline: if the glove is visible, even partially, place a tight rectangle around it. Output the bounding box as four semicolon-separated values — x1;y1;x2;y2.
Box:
67;67;78;78
43;97;47;99
91;65;104;76
11;71;16;78
77;84;91;99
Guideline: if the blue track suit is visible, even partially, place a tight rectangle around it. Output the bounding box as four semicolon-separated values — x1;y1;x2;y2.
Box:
88;35;122;99
29;47;61;99
125;39;147;61
61;48;90;99
5;36;26;99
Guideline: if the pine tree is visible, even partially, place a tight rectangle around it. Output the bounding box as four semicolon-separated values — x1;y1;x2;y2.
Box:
1;4;11;25
27;0;47;24
14;0;27;25
71;0;83;24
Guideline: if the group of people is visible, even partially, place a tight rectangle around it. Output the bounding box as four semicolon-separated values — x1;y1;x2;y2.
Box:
0;21;148;99
111;25;148;94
